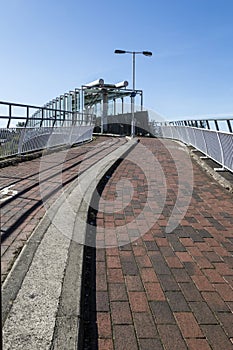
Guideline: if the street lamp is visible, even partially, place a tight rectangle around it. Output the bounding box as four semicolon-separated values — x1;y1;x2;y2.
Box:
114;49;152;137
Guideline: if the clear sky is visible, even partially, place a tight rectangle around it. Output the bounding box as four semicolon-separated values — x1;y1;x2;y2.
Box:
0;0;233;120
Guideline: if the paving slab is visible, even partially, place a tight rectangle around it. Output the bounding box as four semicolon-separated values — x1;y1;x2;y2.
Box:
2;136;233;350
2;137;137;349
0;136;124;282
90;138;233;350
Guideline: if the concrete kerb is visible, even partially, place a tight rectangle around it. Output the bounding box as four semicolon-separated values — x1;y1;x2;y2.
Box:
190;150;233;193
2;166;85;326
2;138;138;350
51;137;139;350
171;139;233;193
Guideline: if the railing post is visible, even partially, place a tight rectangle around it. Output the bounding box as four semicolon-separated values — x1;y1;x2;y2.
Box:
7;104;12;128
52;110;57;127
214;120;219;131
227;120;232;133
40;108;44;127
25;106;30;127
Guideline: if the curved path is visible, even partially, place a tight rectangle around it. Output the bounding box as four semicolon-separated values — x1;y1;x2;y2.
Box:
2;137;233;350
1;136;124;282
92;138;233;350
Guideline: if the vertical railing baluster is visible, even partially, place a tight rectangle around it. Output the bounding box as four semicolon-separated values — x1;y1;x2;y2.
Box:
227;120;232;133
214;120;219;131
40;109;44;127
25;106;29;127
7;104;12;128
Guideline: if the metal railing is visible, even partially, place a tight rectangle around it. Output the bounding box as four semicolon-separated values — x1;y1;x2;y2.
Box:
166;117;233;133
0;101;94;128
155;117;233;172
0;101;94;158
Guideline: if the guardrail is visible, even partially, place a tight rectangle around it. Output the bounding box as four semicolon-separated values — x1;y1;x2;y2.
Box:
0;126;94;158
157;123;233;173
0;101;94;128
0;101;94;158
166;117;233;133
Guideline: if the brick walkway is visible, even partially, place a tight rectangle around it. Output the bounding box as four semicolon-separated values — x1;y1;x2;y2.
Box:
0;136;125;282
90;138;233;350
1;136;233;349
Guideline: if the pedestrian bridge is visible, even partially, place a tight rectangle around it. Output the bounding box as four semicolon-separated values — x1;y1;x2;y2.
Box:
0;82;233;174
1;88;233;349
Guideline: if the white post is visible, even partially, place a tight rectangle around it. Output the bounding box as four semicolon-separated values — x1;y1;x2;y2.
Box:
131;52;135;137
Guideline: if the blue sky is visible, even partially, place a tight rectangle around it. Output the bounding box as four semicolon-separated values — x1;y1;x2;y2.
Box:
0;0;233;120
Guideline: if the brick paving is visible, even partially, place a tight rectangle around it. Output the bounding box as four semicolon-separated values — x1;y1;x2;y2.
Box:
1;136;233;349
0;136;125;282
92;138;233;350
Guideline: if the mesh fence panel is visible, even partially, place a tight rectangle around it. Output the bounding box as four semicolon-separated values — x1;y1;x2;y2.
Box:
203;131;222;165
218;133;233;171
192;128;208;154
159;126;232;172
0;125;94;158
0;129;21;157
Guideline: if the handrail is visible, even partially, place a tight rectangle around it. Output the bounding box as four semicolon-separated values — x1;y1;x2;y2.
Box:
0;101;95;158
0;101;94;128
156;124;233;173
163;116;233;133
0;100;74;112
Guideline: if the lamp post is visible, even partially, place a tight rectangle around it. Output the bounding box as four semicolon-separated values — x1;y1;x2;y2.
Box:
114;49;152;137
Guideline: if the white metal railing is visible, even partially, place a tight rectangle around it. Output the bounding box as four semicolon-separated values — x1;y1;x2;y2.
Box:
0;100;94;128
161;117;233;133
0;125;94;158
159;125;233;172
0;101;94;158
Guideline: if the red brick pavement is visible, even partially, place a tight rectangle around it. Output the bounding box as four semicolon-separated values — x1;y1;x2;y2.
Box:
1;136;233;349
1;136;125;282
94;138;233;350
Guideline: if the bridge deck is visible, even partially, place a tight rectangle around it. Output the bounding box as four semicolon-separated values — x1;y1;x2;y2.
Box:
2;137;233;349
92;138;233;350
